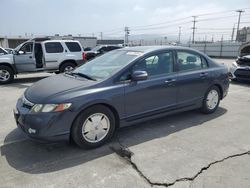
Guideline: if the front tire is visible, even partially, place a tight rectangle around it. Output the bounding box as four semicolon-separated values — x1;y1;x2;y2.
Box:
59;62;76;73
200;86;220;114
0;65;14;84
71;105;116;149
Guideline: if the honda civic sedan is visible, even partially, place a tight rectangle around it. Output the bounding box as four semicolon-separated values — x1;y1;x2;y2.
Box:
14;46;229;148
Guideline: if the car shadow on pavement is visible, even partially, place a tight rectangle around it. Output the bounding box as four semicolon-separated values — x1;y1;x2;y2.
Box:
1;107;227;174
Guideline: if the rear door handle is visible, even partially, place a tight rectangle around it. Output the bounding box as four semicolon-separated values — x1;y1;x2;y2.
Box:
29;56;32;59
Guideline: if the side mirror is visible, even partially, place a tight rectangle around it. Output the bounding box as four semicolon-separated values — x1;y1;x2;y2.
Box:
131;71;148;81
18;50;24;55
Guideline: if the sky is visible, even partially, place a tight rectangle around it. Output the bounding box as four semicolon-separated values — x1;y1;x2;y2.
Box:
1;0;250;41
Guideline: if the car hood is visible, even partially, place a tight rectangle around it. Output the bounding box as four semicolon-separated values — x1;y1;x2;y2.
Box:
25;74;98;104
0;54;13;61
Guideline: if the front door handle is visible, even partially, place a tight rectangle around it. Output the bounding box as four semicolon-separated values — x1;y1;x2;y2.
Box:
164;79;176;83
164;78;176;86
200;72;208;78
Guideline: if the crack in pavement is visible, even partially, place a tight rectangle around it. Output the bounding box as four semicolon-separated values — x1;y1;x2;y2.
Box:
111;140;250;187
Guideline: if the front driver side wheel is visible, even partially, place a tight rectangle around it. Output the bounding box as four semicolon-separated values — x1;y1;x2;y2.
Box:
71;105;116;149
0;65;14;84
200;86;220;114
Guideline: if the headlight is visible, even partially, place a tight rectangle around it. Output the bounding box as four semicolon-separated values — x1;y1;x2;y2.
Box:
30;103;72;113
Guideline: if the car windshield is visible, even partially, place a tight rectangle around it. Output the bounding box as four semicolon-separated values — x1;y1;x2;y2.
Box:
73;50;141;80
91;46;103;51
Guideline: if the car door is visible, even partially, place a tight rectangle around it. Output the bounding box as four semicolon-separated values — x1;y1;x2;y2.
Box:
43;42;64;69
123;50;177;120
14;42;36;72
175;50;210;107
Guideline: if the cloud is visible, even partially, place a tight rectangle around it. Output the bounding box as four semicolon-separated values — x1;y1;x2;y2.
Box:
133;5;146;12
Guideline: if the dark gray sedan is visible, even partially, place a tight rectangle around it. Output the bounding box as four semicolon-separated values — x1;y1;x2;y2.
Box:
14;46;229;148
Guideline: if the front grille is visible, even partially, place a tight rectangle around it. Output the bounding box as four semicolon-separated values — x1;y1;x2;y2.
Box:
234;69;250;79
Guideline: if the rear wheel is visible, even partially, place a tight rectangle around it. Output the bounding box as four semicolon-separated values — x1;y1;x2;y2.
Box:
59;62;76;73
200;86;220;114
71;105;116;149
0;65;14;84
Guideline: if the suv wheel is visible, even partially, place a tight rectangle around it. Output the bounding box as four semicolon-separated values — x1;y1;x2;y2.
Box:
201;86;220;114
71;105;116;149
59;62;76;73
0;65;14;84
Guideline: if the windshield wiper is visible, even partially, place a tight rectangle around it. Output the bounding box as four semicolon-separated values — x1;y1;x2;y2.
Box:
68;72;97;81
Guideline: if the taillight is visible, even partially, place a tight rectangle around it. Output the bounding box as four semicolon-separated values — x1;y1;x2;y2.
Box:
82;52;86;61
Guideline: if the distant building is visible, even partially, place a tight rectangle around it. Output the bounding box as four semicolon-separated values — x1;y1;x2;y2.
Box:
0;36;31;48
0;35;98;49
236;27;250;42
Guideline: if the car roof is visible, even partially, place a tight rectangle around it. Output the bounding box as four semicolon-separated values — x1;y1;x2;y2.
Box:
41;40;80;43
119;45;195;53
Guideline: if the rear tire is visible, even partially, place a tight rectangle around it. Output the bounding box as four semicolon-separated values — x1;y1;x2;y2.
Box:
59;62;76;73
0;65;14;84
71;105;116;149
200;85;220;114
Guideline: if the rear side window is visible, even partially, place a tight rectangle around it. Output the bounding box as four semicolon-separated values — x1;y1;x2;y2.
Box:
45;42;63;53
65;42;81;52
177;51;207;71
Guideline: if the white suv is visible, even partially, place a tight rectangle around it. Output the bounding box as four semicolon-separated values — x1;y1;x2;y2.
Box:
0;39;85;84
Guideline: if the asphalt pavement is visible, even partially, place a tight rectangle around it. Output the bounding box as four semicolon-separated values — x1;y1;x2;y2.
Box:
0;59;249;188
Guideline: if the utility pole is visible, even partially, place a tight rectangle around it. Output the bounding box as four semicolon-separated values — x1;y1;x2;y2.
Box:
236;10;244;41
124;26;130;46
178;26;181;44
191;16;197;44
231;24;235;41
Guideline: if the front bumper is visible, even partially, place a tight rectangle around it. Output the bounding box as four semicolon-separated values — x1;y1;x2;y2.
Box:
14;98;76;143
229;64;250;81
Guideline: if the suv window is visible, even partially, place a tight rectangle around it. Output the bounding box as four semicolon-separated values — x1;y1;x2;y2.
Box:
20;42;33;54
133;51;174;77
177;51;207;71
65;42;81;52
45;42;63;53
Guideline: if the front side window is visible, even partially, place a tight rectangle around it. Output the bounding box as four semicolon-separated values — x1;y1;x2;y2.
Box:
133;51;174;77
0;48;7;55
20;43;33;54
177;51;207;71
45;42;63;53
65;42;81;52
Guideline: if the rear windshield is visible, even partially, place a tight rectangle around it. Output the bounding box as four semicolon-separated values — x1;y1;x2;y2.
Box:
65;42;81;52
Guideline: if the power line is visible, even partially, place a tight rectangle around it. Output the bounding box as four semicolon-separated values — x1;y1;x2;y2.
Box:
132;21;191;31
